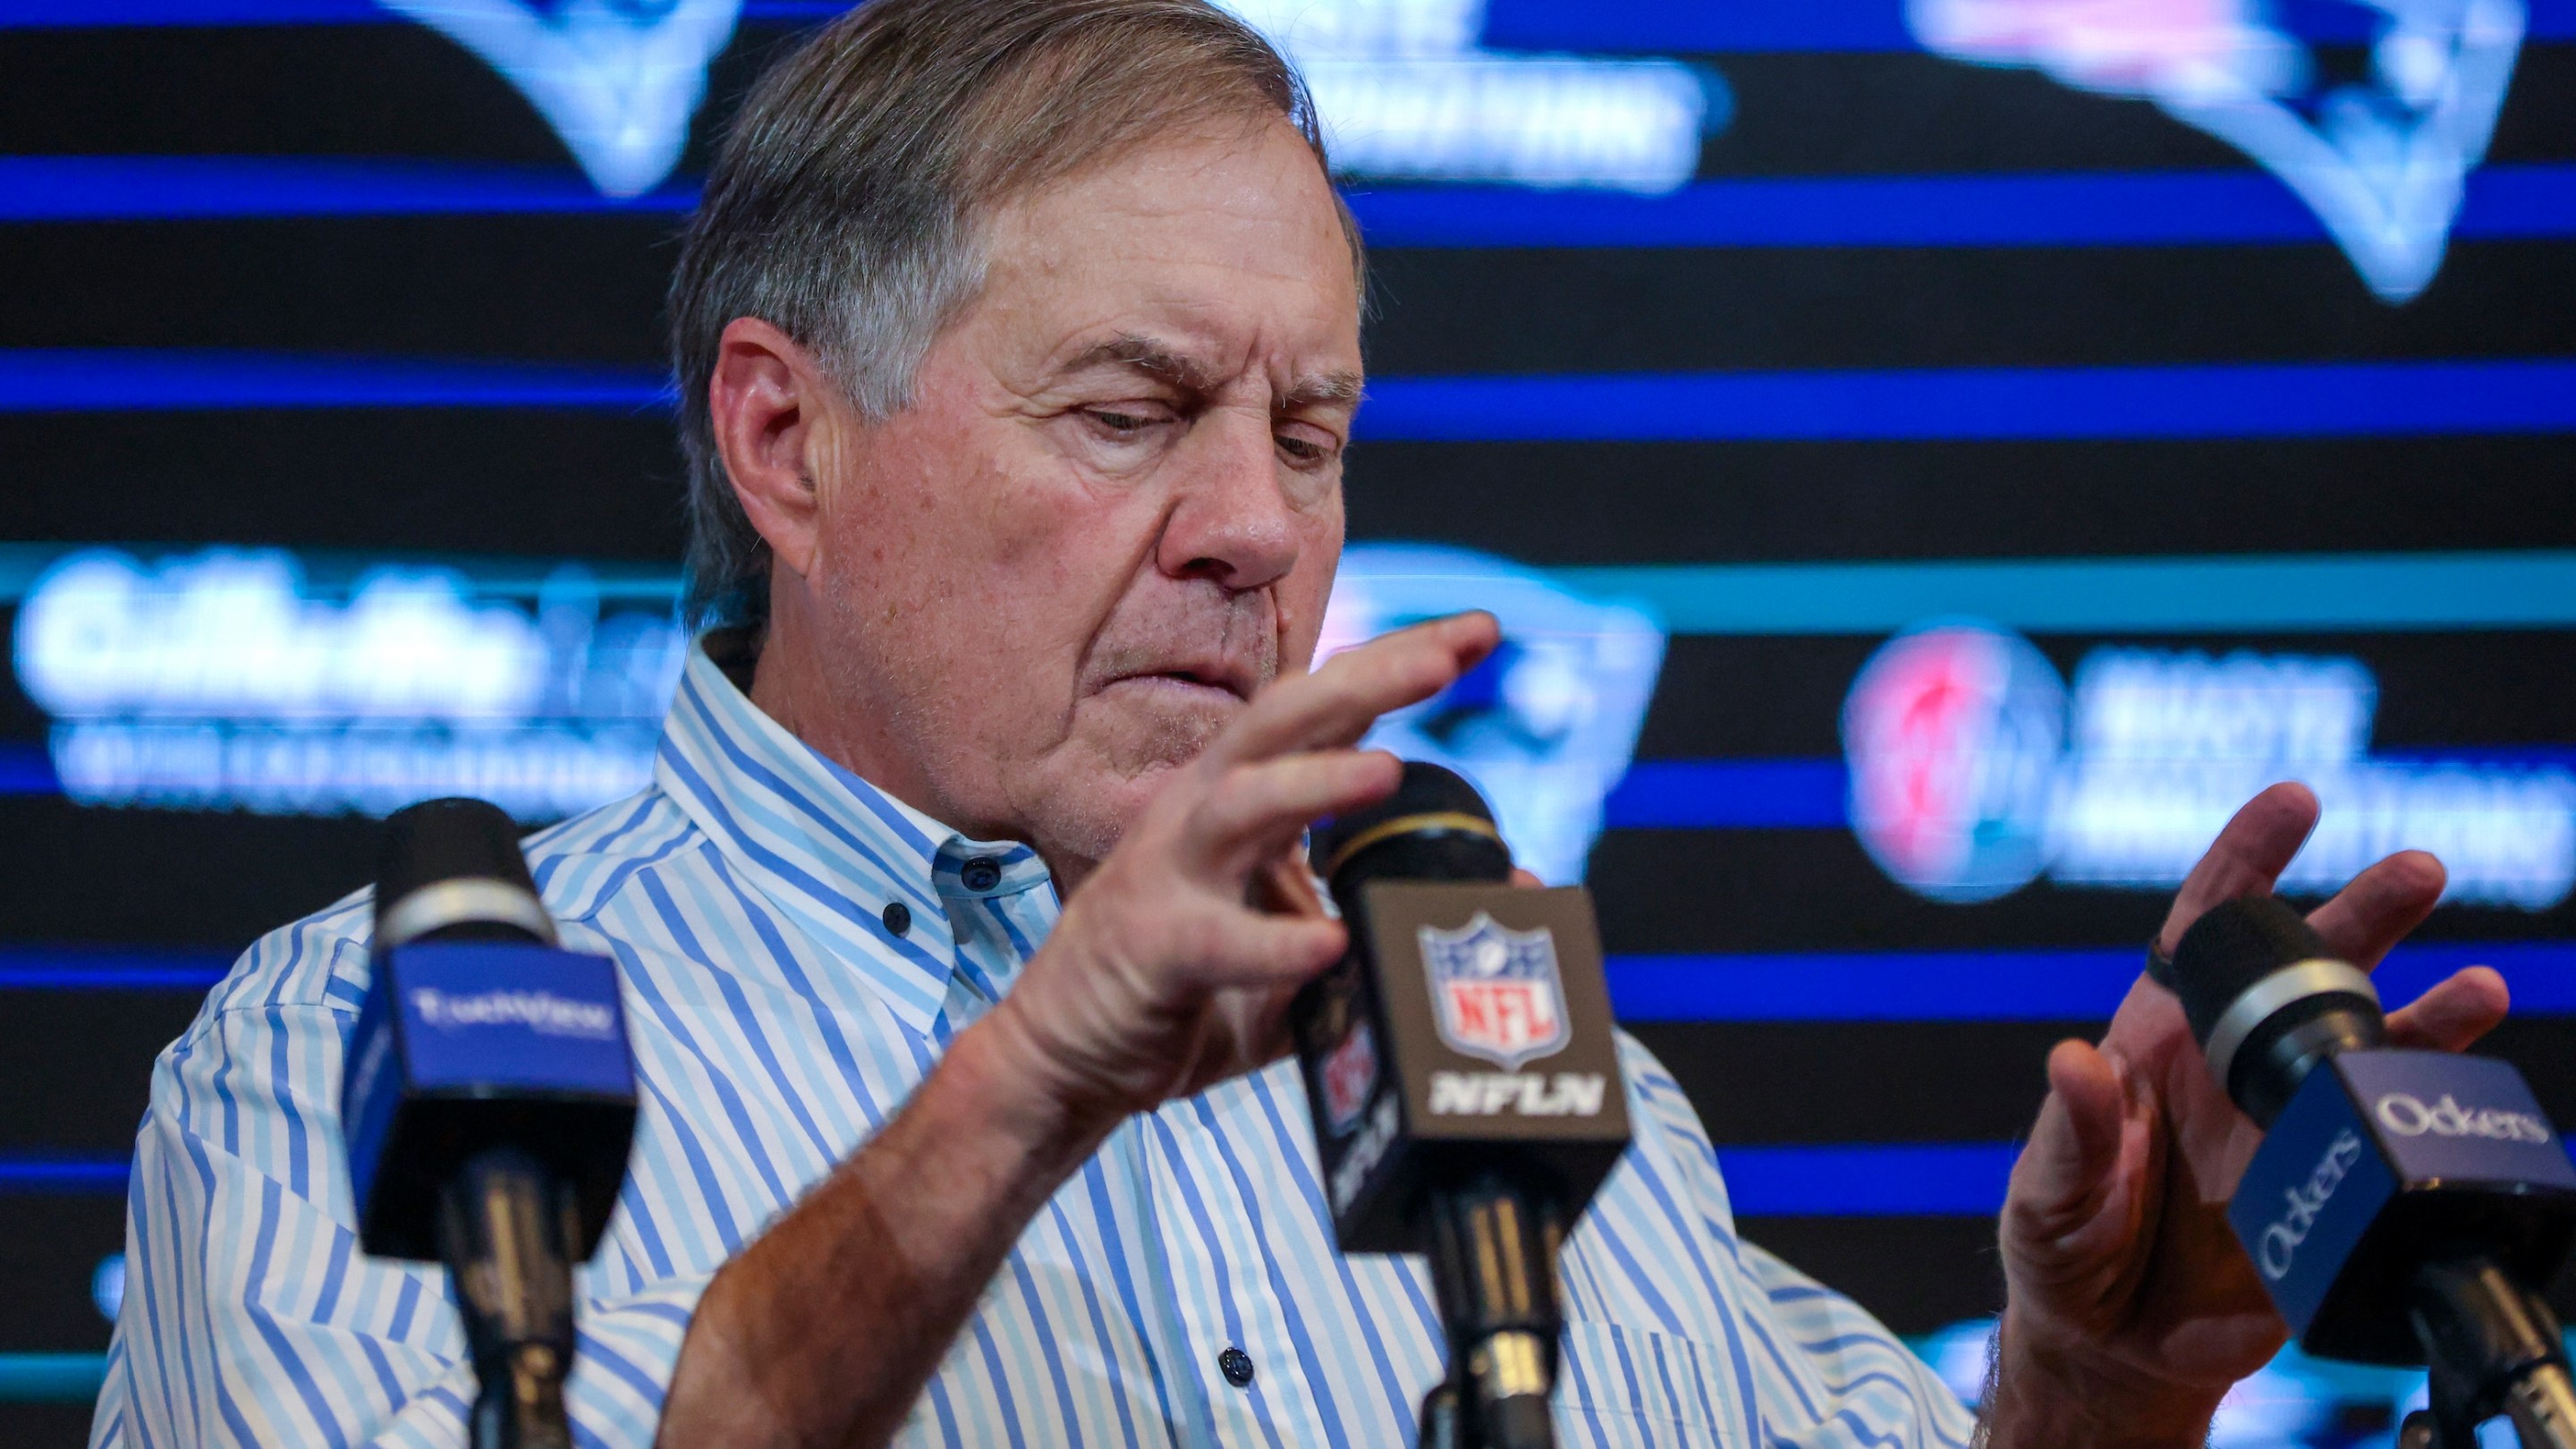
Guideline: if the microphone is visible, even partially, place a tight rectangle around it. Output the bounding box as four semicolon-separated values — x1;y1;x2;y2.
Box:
2168;895;2576;1449
1293;763;1631;1449
342;799;639;1449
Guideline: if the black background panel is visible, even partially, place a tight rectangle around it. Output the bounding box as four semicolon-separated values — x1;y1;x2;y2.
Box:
2;10;2572;1445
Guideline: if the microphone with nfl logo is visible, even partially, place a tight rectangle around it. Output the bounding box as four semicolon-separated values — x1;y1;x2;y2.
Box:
1292;762;1631;1449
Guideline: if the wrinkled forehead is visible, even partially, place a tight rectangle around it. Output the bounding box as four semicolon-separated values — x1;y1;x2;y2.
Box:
970;124;1366;386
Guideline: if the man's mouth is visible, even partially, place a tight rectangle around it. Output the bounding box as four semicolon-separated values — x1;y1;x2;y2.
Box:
1099;658;1261;704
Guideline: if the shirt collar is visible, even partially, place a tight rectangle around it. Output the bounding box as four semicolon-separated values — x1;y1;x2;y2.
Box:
653;635;1050;1036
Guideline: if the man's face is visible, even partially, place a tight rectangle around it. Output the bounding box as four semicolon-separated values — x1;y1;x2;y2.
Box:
796;119;1361;867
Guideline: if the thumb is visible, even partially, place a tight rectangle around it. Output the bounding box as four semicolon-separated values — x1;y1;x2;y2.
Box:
2007;1040;2128;1246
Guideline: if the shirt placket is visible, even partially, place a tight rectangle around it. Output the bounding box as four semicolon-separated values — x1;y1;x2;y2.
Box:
1135;1089;1329;1446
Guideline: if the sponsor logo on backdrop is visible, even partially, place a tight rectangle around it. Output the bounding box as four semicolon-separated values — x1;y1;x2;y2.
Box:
1841;622;2065;903
13;541;1663;839
13;547;686;822
1843;621;2576;908
1219;0;1720;190
1419;912;1571;1072
1323;543;1666;885
1909;0;2526;301
384;0;743;198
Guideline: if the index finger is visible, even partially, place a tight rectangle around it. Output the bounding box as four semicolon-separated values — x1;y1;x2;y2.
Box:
2154;781;2320;956
1207;612;1500;768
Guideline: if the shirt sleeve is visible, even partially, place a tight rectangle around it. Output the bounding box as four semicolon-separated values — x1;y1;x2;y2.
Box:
92;931;712;1449
1618;1034;1980;1449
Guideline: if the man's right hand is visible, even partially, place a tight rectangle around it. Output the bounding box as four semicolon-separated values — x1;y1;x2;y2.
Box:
973;610;1501;1147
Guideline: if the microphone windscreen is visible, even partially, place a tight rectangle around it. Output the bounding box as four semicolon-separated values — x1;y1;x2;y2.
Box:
1309;762;1507;886
2171;894;2334;1049
376;797;537;908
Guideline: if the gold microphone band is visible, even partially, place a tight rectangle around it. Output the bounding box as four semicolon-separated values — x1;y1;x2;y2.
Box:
1321;811;1504;878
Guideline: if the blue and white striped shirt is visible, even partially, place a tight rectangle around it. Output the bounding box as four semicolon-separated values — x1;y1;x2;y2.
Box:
94;640;1975;1448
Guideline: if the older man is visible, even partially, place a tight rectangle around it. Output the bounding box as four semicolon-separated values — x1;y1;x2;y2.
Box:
94;1;2511;1446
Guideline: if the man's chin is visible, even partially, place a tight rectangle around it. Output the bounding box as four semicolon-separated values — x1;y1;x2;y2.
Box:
1025;699;1239;866
1083;688;1239;775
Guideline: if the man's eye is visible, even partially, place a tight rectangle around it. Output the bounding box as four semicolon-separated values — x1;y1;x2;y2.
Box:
1276;431;1335;464
1087;408;1154;435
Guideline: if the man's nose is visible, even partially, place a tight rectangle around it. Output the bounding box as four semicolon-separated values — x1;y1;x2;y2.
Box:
1154;409;1303;591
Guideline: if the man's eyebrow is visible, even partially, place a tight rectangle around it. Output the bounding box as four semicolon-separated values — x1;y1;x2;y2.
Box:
1284;370;1364;409
1063;334;1220;394
1063;334;1363;410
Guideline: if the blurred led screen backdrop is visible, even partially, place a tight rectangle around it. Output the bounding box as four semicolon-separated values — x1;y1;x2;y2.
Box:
4;0;2576;1444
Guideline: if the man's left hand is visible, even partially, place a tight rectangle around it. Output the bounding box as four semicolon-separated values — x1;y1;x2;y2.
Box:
1984;782;2512;1446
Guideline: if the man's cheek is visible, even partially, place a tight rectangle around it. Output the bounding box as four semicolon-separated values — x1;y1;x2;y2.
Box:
1275;535;1343;674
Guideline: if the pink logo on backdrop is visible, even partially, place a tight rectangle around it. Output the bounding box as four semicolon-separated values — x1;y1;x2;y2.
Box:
1842;623;2066;902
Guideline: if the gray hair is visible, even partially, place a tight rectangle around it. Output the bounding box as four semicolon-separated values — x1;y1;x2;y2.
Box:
668;0;1359;629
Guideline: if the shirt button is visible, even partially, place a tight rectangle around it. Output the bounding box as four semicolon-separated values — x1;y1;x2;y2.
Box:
960;856;1003;892
1216;1346;1255;1388
880;901;911;936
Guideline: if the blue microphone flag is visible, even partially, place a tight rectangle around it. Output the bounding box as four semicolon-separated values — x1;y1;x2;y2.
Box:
2230;1048;2576;1361
344;942;636;1260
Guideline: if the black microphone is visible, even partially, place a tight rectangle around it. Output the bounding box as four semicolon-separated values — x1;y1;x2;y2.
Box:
343;799;639;1449
1294;763;1631;1449
2168;895;2576;1449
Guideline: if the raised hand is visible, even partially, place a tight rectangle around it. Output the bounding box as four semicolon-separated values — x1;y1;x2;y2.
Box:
979;611;1501;1139
1986;782;2512;1446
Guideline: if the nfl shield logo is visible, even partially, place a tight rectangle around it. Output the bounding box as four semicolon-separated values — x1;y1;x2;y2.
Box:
1418;913;1570;1072
1319;1021;1379;1136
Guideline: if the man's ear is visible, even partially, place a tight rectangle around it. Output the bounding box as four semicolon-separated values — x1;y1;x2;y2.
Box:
708;317;840;580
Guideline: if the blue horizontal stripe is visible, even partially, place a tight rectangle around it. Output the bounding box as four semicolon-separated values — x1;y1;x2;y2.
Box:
17;352;2576;441
0;1352;108;1403
0;349;667;411
1482;0;2576;51
0;742;57;795
20;157;2576;248
0;1157;131;1192
15;0;2572;44
1608;941;2576;1022
1606;758;1849;828
1352;165;2576;249
0;156;697;222
1562;550;2576;633
1717;1143;2017;1216
0;947;231;991
0;1139;2015;1216
1358;360;2576;443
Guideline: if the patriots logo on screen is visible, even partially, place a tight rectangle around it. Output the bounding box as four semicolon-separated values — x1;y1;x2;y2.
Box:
1909;0;2526;301
1419;913;1570;1072
1318;544;1666;886
382;0;745;197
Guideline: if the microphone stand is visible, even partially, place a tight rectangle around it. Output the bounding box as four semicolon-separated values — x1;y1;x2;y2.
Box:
2400;1258;2576;1449
437;1147;580;1449
1414;1174;1563;1449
